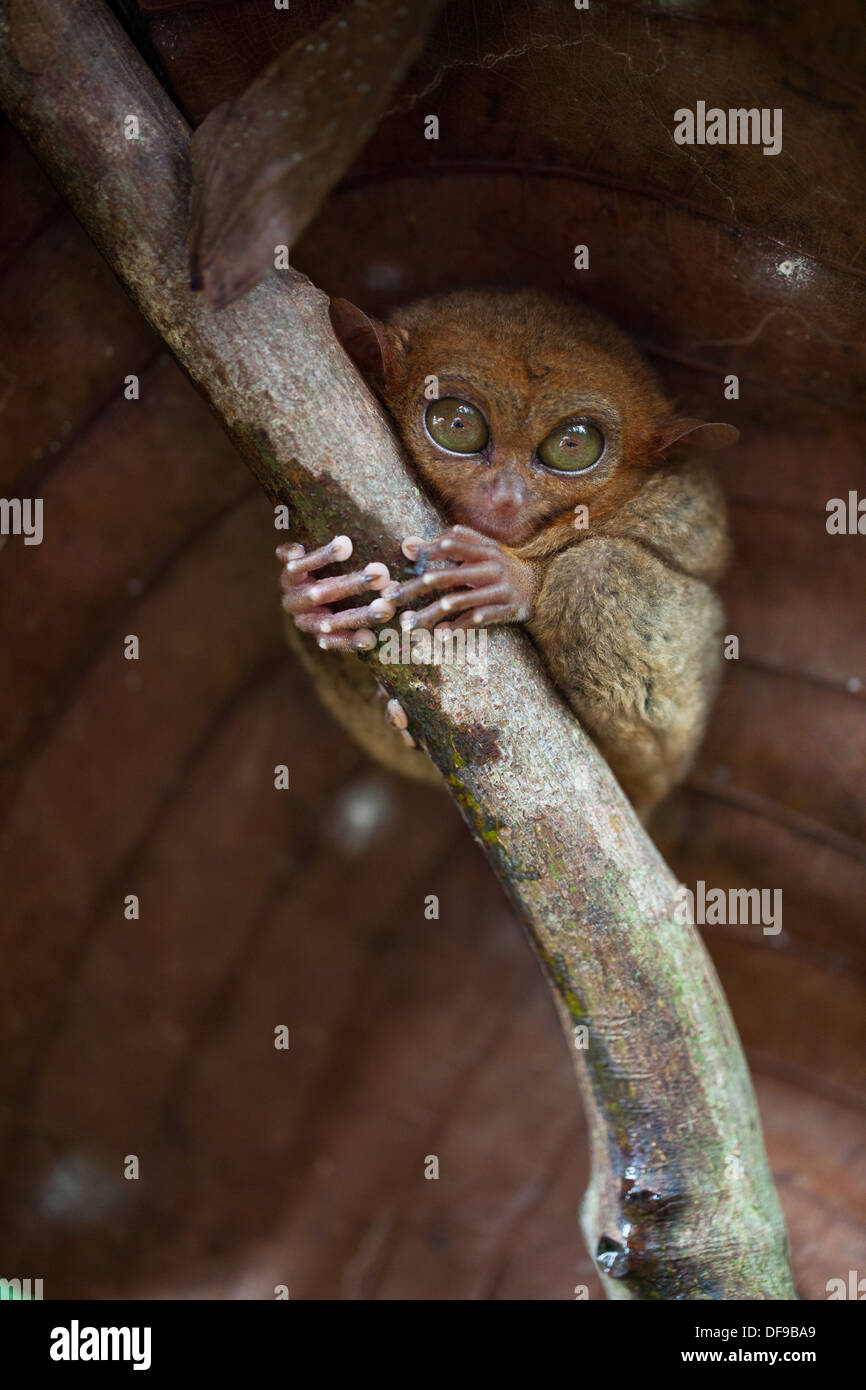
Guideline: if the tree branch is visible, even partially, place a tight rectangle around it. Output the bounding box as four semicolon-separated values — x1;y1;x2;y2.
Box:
0;0;796;1298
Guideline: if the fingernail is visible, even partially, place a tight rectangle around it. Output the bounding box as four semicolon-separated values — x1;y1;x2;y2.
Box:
400;610;417;631
401;536;425;560
353;630;376;651
331;536;353;561
363;562;390;589
370;598;396;619
277;543;304;561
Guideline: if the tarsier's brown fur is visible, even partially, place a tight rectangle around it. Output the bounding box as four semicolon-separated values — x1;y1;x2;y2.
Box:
285;288;736;815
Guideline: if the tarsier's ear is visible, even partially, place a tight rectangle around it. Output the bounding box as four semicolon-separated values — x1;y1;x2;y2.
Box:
329;297;399;397
653;416;740;459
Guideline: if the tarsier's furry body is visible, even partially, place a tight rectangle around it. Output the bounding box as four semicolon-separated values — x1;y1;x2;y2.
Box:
280;288;736;815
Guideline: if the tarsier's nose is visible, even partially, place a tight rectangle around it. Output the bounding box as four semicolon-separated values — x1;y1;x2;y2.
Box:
489;468;527;518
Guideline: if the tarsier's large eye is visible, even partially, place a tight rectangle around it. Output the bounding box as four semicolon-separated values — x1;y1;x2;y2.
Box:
425;398;489;454
538;418;605;473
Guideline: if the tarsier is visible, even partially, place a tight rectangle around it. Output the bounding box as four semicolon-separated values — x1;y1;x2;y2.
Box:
279;289;737;815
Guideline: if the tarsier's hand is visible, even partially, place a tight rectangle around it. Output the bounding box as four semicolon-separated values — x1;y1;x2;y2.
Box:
382;525;536;631
277;535;395;652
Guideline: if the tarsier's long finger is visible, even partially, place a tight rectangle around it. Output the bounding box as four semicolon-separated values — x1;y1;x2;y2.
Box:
421;528;495;563
314;628;378;652
281;563;391;615
383;561;500;606
280;583;325;616
403;583;510;629
294;596;395;633
303;563;390;604
276;534;353;577
450;603;513;629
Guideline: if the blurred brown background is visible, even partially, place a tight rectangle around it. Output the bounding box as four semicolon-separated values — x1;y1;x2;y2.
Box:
0;0;864;1298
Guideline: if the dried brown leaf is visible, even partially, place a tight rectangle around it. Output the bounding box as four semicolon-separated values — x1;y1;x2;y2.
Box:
188;0;445;308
